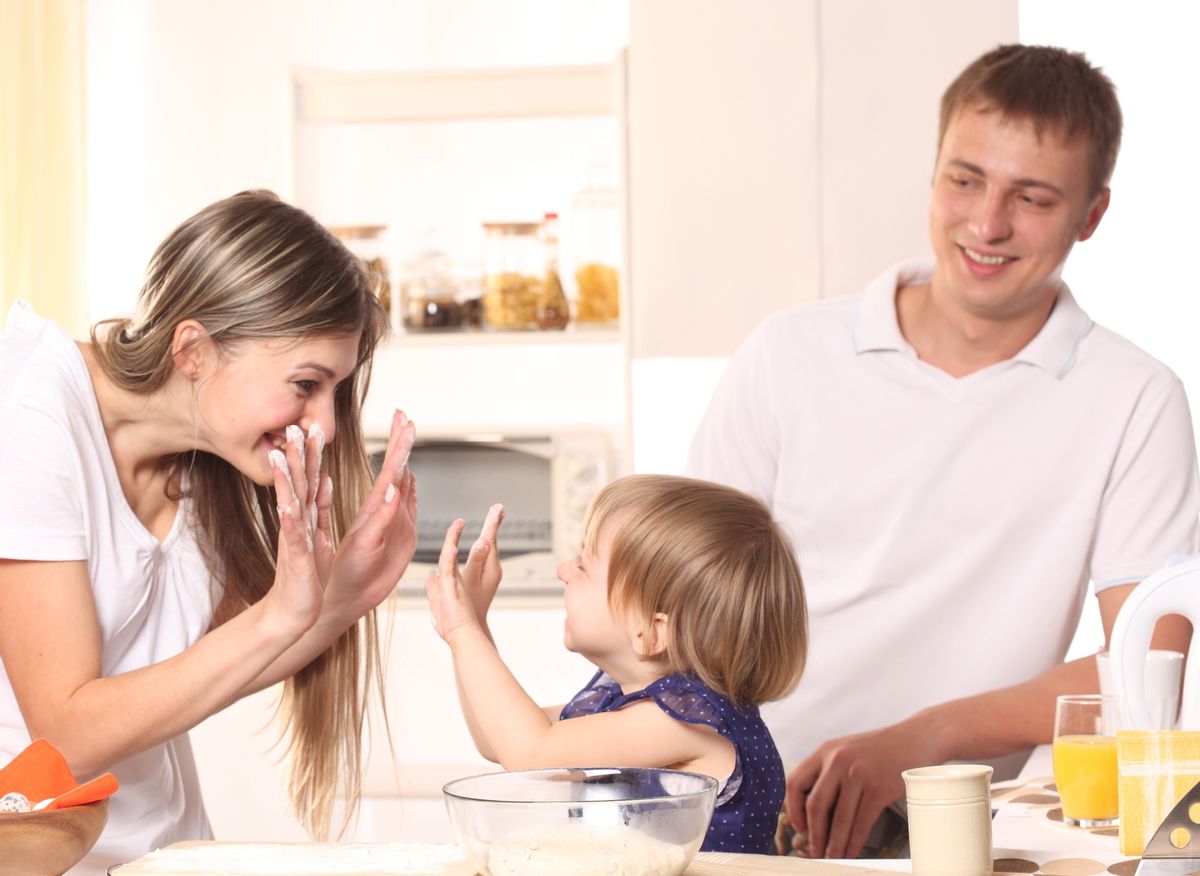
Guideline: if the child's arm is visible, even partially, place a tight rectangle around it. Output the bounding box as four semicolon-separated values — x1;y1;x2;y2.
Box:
449;508;505;761
427;524;730;773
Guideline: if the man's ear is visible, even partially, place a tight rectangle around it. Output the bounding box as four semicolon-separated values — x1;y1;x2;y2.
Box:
1077;187;1111;242
633;612;670;659
171;320;213;380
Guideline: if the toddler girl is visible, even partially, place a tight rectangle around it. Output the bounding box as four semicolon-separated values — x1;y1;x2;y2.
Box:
426;474;808;854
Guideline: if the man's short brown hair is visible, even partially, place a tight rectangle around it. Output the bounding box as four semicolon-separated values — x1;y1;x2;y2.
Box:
939;44;1122;197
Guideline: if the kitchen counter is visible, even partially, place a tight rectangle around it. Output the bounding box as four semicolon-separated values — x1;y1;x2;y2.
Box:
124;746;1139;875
111;847;906;875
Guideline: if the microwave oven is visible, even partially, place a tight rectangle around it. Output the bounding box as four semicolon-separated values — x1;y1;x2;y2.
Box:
368;429;612;594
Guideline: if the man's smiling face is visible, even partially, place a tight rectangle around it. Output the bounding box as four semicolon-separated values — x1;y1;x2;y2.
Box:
927;104;1110;323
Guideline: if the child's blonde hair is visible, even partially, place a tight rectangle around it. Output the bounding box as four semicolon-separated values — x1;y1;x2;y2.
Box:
581;475;807;706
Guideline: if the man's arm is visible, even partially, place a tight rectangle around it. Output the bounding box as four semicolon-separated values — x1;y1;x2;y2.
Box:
788;582;1192;859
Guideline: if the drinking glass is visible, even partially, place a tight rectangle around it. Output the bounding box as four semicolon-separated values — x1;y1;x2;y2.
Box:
1052;694;1123;827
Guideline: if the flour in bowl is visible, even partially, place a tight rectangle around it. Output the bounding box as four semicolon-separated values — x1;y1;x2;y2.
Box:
486;821;688;876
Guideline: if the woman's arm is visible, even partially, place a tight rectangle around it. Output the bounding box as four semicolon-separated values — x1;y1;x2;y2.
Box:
0;422;351;778
0;474;325;778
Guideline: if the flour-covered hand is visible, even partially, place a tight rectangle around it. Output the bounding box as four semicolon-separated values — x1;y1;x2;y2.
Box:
459;503;504;635
326;409;418;617
264;447;324;635
426;519;483;642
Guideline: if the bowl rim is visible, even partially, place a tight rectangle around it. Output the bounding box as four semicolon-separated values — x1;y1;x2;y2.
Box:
442;766;719;805
0;797;109;824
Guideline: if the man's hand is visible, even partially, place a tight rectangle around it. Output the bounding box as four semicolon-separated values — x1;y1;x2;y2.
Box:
786;718;942;859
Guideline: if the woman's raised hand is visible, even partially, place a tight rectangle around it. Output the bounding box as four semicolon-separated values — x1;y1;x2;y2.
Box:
327;409;418;617
459;504;504;636
275;423;334;581
264;426;328;635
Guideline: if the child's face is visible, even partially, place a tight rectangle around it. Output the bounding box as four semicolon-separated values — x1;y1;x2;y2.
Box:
557;517;637;664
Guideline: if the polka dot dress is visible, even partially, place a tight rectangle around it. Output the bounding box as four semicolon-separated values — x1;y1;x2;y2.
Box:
560;670;785;854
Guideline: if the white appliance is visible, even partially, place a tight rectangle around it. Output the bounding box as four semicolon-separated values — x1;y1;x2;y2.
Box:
1108;556;1200;730
368;429;612;592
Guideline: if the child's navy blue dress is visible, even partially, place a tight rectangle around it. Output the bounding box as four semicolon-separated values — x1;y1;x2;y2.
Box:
559;670;784;854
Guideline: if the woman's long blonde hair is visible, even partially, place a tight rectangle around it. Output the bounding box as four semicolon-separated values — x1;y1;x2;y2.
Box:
582;475;808;707
90;190;390;838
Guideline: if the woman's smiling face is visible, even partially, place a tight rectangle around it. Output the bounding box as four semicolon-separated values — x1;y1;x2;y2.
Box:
192;332;360;485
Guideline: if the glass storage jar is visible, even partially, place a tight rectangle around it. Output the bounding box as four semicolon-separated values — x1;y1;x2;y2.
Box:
400;237;464;332
329;225;394;327
536;212;569;330
571;164;621;326
482;221;543;331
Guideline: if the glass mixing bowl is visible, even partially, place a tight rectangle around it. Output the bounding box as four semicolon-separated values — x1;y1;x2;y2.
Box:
443;767;717;876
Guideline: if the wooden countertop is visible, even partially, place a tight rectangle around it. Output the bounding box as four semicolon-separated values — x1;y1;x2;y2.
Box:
110;843;899;875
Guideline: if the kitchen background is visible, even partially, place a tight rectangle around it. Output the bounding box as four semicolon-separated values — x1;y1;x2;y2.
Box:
6;0;1199;848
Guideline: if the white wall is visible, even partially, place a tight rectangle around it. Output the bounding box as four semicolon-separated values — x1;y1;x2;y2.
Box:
1019;1;1200;659
1019;0;1200;449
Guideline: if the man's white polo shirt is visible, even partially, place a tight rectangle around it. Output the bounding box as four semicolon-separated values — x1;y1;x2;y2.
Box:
687;259;1200;766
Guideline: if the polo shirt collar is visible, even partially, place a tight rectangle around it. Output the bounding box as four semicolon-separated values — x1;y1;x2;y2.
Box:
1013;283;1092;378
852;258;1094;379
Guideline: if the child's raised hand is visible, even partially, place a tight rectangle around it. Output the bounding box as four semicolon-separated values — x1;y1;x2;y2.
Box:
425;519;483;643
459;504;504;633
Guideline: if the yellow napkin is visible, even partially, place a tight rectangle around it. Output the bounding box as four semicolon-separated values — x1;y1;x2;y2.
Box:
1117;730;1200;856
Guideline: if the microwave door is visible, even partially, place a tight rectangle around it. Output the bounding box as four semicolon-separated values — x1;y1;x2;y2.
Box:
370;440;554;563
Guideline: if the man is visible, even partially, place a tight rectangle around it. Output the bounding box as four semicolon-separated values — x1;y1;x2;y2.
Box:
686;44;1198;860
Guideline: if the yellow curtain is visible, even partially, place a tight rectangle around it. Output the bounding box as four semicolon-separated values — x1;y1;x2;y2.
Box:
0;0;87;337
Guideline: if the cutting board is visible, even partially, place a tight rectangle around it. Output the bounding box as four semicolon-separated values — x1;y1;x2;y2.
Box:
110;842;899;875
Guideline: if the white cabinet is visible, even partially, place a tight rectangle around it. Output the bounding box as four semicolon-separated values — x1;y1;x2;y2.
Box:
625;0;1019;359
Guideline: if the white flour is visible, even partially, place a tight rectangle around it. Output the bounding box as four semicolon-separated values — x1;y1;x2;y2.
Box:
486;822;688;876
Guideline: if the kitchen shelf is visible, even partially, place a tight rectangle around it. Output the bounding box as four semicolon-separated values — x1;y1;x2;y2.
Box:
386;325;621;347
293;64;618;123
291;57;632;470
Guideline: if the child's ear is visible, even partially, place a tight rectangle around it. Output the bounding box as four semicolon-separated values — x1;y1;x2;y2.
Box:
633;612;670;659
171;320;214;380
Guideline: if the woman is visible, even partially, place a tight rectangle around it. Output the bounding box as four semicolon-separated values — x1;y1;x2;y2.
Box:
0;190;416;872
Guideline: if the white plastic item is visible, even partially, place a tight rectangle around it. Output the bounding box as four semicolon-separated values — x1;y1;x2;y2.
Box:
1108;555;1200;730
1095;649;1183;730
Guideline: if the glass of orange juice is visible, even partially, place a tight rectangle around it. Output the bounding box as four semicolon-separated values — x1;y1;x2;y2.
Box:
1052;694;1123;827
